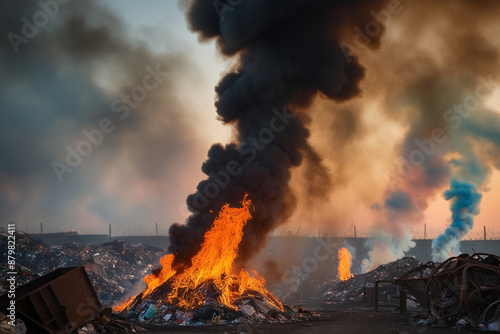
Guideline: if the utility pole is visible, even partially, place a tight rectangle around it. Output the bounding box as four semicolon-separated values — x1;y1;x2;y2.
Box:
484;226;487;241
40;222;43;234
155;223;158;236
109;224;111;240
354;225;357;239
424;224;427;240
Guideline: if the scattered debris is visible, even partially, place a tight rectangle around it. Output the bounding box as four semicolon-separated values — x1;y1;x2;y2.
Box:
323;253;500;331
424;253;500;330
0;312;26;334
119;295;318;327
4;228;497;331
78;310;146;333
0;231;164;306
0;264;147;334
0;264;39;295
321;257;422;303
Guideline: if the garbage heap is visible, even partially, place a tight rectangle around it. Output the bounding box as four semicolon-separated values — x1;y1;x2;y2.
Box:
321;256;422;303
424;253;500;330
0;311;27;334
0;231;163;305
115;198;318;326
74;309;146;334
120;292;314;326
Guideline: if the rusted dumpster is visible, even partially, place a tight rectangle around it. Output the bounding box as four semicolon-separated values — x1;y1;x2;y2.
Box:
0;266;102;334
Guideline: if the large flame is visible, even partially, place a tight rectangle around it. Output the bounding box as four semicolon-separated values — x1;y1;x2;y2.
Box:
338;247;354;282
114;195;282;312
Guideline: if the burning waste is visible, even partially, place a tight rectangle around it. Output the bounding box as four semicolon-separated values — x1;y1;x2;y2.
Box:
338;247;354;282
118;0;388;325
114;196;312;324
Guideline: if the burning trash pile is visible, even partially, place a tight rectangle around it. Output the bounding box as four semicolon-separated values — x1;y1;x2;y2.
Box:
0;229;163;305
422;253;500;331
115;197;316;326
321;257;422;303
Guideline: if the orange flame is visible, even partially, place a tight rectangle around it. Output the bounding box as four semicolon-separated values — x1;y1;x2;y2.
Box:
338;247;354;282
114;195;282;312
113;296;134;313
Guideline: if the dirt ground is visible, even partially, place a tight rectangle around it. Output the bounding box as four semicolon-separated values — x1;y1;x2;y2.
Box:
139;304;471;334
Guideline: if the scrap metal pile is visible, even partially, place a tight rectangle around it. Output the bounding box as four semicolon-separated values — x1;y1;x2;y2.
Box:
0;231;164;306
322;252;500;330
424;253;500;330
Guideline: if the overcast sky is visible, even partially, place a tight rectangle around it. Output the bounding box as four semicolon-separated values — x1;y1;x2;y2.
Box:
1;0;500;240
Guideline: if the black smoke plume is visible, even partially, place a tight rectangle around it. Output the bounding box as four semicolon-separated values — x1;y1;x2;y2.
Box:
168;0;386;268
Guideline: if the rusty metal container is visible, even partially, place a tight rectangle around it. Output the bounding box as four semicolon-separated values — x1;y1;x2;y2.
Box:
0;266;101;334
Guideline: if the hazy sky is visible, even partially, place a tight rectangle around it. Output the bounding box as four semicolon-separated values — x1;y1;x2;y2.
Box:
1;0;500;240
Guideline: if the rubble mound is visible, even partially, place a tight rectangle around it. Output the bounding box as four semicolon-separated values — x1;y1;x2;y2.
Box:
322;257;422;302
0;231;164;305
121;294;316;326
0;264;39;295
76;309;147;334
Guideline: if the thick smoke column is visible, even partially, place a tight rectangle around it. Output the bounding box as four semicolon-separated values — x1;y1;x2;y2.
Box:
432;179;482;262
169;0;386;268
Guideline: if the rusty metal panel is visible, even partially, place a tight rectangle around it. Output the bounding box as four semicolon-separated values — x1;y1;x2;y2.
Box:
394;278;428;308
373;280;402;312
0;266;102;334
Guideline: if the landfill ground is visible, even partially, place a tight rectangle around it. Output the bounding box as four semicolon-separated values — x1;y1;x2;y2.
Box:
2;233;498;333
139;305;463;334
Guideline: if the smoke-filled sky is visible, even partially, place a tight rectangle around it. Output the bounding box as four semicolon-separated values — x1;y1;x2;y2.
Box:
2;0;500;243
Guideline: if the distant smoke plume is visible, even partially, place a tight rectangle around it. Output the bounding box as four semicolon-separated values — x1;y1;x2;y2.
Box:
361;225;415;273
359;0;500;270
169;0;386;268
432;179;482;262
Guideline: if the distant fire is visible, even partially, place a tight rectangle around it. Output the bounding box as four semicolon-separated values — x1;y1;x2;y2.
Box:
338;247;354;282
114;195;282;312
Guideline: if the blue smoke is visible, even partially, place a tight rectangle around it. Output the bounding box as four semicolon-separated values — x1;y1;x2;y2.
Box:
431;179;482;261
384;191;415;212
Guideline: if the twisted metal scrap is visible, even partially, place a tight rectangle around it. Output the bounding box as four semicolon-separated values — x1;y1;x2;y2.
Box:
425;253;500;320
393;261;438;308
